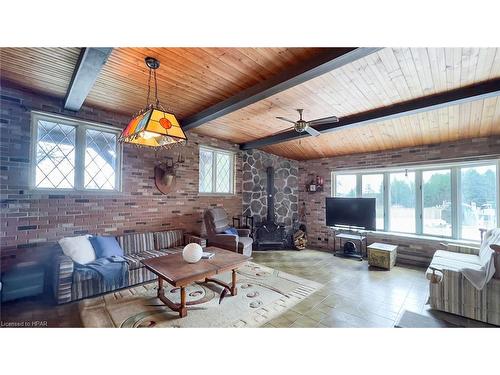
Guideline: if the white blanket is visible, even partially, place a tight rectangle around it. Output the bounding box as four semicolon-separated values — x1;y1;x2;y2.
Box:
461;247;495;290
461;228;500;290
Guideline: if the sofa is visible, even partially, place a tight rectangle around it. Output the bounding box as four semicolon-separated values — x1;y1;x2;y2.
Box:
53;229;205;304
427;228;500;325
204;207;253;256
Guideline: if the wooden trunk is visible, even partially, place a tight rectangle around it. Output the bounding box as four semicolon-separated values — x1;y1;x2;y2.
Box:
367;245;397;270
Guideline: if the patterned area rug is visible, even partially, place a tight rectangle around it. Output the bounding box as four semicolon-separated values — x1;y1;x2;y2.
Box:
79;262;323;328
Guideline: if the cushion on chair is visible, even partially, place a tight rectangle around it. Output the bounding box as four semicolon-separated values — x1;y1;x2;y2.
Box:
428;257;482;273
433;250;482;266
89;236;124;258
223;227;238;235
426;251;483;282
59;235;96;265
207;208;231;234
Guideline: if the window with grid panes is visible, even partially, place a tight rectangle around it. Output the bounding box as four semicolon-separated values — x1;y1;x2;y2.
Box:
32;112;121;191
198;146;234;194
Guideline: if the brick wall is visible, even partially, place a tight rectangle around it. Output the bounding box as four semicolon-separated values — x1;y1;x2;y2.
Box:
3;79;500;267
299;137;500;267
0;82;242;249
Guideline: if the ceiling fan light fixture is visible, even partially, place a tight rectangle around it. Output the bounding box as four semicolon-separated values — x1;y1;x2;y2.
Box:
295;121;307;133
276;108;331;137
119;57;187;149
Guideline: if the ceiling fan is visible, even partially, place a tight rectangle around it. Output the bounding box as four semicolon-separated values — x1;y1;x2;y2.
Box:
276;109;339;137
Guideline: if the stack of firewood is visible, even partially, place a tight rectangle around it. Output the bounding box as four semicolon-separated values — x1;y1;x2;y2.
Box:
293;229;307;250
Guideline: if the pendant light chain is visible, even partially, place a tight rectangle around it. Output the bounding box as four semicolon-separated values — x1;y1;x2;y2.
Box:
146;68;152;107
153;69;159;107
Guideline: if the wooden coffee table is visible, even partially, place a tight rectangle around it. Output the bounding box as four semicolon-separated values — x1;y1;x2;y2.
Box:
141;247;250;318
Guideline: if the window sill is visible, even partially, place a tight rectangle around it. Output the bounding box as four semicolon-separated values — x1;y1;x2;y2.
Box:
366;230;480;246
27;188;122;196
198;193;236;198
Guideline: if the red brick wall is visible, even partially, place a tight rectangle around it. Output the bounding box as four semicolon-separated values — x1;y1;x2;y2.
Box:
299;137;500;266
0;82;242;249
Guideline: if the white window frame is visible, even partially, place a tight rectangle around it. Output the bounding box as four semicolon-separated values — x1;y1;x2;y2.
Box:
198;145;235;195
30;111;123;192
331;159;500;242
360;172;386;231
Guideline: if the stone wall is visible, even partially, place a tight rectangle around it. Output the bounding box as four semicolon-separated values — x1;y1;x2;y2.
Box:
0;81;243;249
299;137;500;267
242;150;299;234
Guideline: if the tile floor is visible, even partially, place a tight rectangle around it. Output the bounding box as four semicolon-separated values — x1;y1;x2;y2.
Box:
253;250;429;327
252;250;492;328
0;249;492;328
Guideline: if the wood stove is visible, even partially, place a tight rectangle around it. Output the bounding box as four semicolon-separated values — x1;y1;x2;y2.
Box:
254;167;287;250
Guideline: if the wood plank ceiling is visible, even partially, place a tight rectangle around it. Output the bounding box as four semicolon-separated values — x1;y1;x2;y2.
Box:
0;47;325;119
1;47;499;160
85;48;328;119
194;48;500;159
0;48;81;97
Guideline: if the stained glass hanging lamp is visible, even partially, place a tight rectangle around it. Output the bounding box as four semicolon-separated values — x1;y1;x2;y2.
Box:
119;57;187;149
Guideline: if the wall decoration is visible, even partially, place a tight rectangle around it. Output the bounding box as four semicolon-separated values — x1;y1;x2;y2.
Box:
154;154;185;195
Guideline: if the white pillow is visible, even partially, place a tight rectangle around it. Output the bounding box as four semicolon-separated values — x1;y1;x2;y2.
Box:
59;235;96;265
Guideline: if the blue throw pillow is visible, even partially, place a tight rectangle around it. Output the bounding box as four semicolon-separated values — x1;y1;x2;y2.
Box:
223;227;238;235
89;236;124;259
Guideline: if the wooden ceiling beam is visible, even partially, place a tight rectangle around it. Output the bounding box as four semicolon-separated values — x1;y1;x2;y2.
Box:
64;48;113;111
240;78;500;150
182;48;382;131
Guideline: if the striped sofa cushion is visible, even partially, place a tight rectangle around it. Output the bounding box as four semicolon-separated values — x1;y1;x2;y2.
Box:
154;229;184;250
117;232;155;255
123;249;171;270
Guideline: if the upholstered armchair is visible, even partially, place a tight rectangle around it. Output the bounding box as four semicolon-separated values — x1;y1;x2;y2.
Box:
427;228;500;325
204;208;253;256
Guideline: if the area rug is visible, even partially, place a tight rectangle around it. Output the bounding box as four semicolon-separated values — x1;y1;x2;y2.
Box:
79;262;323;328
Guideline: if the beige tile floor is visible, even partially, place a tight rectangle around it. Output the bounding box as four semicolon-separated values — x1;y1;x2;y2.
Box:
252;249;489;328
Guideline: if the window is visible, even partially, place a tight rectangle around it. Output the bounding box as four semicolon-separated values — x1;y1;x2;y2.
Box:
389;172;416;233
84;129;118;190
198;146;234;194
460;164;497;241
35;120;76;189
32;112;121;191
362;174;384;230
335;174;357;197
423;169;451;237
332;160;500;242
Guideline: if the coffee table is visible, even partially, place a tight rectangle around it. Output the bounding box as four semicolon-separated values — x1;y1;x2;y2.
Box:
141;247;250;318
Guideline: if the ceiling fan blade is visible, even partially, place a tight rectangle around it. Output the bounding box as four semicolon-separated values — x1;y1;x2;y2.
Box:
305;126;321;137
276;116;297;124
308;115;339;125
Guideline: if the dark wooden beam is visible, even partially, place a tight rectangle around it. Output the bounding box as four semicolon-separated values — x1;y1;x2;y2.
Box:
240;78;500;150
182;48;383;131
64;47;113;111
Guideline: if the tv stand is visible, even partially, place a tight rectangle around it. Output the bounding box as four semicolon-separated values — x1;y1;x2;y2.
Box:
330;227;367;261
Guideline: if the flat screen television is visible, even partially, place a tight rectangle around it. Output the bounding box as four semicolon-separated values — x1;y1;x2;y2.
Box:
325;197;376;230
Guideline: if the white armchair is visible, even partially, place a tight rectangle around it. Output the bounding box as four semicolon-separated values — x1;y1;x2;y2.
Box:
427;228;500;326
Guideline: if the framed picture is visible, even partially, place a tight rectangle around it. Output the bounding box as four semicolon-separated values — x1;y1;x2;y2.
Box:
309;184;316;192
